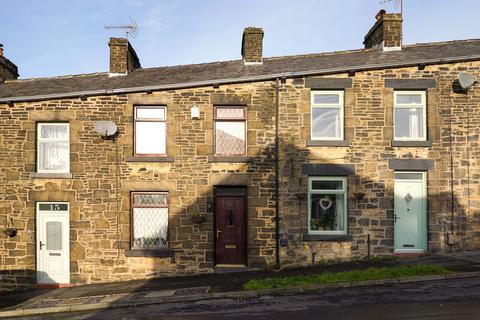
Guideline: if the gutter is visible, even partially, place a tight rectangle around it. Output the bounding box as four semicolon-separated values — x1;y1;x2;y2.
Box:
274;78;281;269
2;54;480;103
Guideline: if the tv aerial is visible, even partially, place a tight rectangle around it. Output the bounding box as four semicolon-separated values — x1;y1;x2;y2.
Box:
379;0;403;15
105;17;138;39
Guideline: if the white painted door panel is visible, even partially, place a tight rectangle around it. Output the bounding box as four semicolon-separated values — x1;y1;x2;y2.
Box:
36;203;70;284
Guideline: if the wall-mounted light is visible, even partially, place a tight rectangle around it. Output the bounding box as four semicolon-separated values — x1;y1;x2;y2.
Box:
191;105;200;119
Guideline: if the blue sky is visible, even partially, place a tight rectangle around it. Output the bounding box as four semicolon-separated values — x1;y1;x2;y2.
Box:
2;0;479;79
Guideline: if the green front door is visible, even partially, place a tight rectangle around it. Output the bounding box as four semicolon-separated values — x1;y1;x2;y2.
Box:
394;172;427;252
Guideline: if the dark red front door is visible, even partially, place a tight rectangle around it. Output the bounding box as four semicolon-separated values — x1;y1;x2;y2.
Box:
215;196;247;265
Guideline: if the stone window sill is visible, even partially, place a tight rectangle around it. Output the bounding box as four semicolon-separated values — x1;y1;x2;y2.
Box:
125;249;174;258
306;140;350;147
303;234;353;242
30;173;73;179
126;156;175;162
391;140;432;147
208;156;253;163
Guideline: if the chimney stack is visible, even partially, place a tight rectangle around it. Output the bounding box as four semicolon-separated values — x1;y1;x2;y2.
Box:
364;10;403;51
108;38;141;76
241;27;264;64
0;44;19;83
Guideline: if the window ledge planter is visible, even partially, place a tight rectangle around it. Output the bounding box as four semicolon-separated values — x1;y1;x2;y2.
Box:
208;156;253;163
125;249;174;258
391;140;432;147
126;156;174;162
30;173;73;179
303;234;353;242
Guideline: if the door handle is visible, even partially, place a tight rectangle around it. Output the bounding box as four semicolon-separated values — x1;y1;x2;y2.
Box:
394;214;400;223
39;241;46;250
216;229;222;238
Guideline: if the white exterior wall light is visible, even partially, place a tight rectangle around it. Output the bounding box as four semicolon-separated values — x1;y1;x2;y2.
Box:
191;105;200;119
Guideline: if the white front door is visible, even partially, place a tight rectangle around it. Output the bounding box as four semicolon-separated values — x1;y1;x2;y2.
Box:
36;202;70;284
394;172;427;253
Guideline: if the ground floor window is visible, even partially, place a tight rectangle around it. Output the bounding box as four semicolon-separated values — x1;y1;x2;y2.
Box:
308;177;347;234
131;192;169;249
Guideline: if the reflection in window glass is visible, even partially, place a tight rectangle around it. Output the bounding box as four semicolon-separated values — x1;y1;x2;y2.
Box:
396;94;422;104
394;91;425;140
312;108;341;138
311;91;343;140
37;123;70;173
394;108;424;139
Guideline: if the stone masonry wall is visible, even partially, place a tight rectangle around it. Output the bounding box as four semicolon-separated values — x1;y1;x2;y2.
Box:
1;60;479;290
278;61;480;265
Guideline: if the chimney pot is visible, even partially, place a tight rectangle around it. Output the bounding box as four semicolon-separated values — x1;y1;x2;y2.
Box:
241;27;264;65
375;9;386;21
108;38;141;76
0;44;4;57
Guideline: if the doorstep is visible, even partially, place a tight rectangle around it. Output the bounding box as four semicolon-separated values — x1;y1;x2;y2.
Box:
214;265;260;274
34;283;76;289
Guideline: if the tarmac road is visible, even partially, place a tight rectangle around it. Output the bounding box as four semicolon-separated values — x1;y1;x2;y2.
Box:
15;276;480;320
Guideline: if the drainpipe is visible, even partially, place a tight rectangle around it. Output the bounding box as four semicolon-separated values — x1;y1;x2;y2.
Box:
275;78;281;269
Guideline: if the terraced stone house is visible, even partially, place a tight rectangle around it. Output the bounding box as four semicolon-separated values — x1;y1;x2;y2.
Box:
1;11;479;290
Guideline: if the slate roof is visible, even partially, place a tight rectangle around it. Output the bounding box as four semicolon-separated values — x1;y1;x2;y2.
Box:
1;39;480;101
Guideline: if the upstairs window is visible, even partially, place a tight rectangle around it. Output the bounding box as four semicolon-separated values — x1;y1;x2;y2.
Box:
308;177;347;234
134;106;166;155
131;192;169;249
311;91;344;140
37;123;70;173
394;91;426;141
214;106;246;156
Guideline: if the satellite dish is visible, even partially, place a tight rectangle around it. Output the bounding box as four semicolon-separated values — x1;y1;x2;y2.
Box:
458;72;476;91
94;121;118;138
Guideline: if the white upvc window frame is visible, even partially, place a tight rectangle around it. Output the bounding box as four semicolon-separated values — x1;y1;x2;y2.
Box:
310;90;344;141
37;122;70;174
134;105;167;156
214;106;247;156
308;176;348;235
393;91;427;141
131;191;169;250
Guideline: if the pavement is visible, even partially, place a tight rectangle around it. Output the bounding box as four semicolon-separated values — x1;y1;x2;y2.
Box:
1;252;479;318
11;273;480;320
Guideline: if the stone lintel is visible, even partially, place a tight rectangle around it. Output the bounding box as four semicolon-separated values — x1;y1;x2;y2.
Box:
211;94;250;105
384;79;436;89
305;77;353;89
301;163;355;176
28;190;75;202
209;173;251;186
123;181;176;191
388;158;434;171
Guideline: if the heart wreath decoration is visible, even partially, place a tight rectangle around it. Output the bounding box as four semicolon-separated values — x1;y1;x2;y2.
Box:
318;198;333;210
